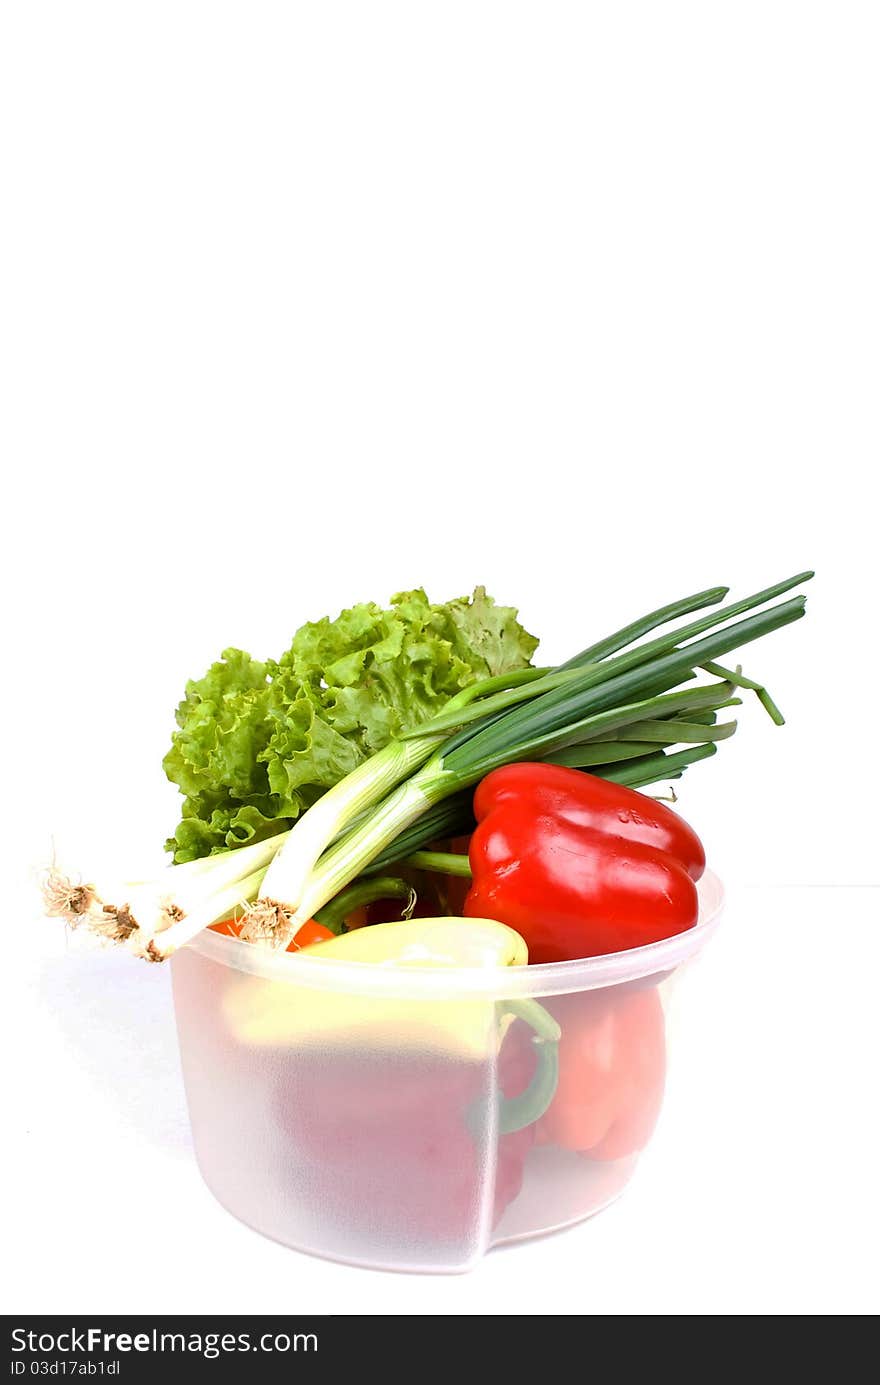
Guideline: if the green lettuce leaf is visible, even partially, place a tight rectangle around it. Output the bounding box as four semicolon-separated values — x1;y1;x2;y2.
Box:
164;587;538;861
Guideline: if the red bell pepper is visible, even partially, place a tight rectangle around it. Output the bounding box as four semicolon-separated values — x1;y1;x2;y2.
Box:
463;763;705;963
537;986;666;1159
274;1017;543;1243
209;917;335;948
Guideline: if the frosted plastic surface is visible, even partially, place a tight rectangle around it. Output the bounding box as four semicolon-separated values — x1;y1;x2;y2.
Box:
170;873;722;1272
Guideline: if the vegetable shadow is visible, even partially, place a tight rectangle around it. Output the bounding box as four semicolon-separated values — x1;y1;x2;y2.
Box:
35;946;193;1156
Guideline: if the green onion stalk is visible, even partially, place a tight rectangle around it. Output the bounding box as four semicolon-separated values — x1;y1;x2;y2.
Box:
244;572;813;949
42;831;288;961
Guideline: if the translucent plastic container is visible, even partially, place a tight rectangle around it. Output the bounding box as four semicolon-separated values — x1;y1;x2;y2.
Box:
170;872;722;1273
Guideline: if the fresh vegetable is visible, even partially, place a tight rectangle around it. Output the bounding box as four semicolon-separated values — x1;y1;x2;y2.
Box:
538;987;667;1160
42;831;283;960
329;878;449;930
300;914;528;968
274;1017;544;1244
223;916;549;1062
251;573;811;946
45;570;812;964
164;587;539;861
463;763;705;963
45;586;537;959
209;916;334;949
38;572;816;1263
208;917;243;938
254;666;547;931
238;916;561;1243
311;876;417;933
288;919;336;948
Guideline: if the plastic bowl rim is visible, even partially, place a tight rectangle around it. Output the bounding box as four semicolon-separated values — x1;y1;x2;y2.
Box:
176;870;724;1000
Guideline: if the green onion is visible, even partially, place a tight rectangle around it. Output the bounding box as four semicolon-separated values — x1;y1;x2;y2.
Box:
441;592;807;769
139;866;269;961
402;573;809;743
364;793;476;875
557;585;730;666
257;573;811;943
586;717;739;745
257;666;553;915
700;660;786;725
43;830;287;959
401;850;474;878
589;742;718;784
539;740;662;766
257;735;444;918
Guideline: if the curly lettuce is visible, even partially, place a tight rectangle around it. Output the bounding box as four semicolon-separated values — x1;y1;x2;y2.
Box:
164;587;538;861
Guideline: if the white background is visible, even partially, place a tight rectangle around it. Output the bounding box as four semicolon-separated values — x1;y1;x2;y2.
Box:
2;2;878;1317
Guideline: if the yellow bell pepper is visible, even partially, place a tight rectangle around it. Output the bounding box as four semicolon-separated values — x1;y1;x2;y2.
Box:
302;915;527;968
223;916;528;1060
